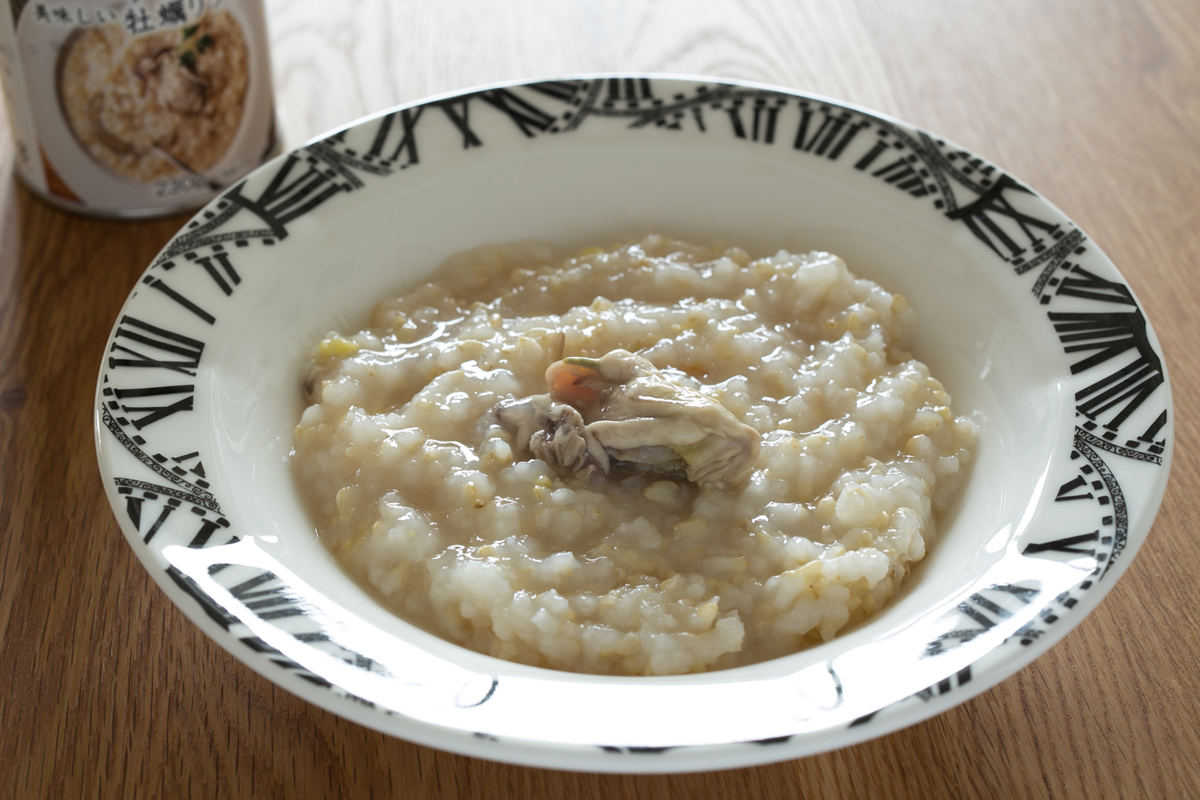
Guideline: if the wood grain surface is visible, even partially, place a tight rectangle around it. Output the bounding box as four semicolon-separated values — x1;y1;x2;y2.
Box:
3;1;1199;797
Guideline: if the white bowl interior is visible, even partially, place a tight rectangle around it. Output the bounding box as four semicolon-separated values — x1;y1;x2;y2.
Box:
198;130;1074;677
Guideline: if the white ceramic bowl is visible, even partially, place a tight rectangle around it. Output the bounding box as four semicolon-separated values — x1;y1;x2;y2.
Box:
94;75;1173;773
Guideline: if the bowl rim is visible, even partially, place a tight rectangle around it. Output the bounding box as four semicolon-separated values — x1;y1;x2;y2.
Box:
93;72;1174;773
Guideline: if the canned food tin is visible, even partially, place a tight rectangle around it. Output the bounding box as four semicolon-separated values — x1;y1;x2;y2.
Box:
0;0;277;217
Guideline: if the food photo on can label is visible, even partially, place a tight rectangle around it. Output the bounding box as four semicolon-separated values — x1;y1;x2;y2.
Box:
57;12;248;181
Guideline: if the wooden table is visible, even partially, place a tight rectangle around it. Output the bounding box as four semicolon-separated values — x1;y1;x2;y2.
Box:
3;1;1198;796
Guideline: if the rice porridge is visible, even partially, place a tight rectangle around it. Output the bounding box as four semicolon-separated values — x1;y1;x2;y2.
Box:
292;236;977;675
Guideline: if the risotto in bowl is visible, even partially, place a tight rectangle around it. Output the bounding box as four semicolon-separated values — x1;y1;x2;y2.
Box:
95;76;1171;772
293;237;978;676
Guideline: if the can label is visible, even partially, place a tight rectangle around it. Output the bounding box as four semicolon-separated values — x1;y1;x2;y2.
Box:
0;0;275;216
